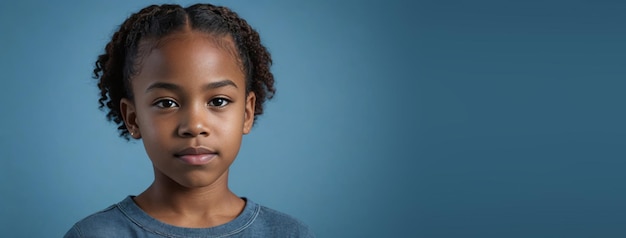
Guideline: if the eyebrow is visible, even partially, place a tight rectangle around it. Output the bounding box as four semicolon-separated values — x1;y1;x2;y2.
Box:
145;79;238;93
203;79;238;90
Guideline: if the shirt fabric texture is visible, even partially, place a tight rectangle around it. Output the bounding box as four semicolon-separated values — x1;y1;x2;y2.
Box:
64;196;314;238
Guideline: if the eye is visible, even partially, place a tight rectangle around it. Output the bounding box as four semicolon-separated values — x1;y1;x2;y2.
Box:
154;99;179;108
208;98;230;107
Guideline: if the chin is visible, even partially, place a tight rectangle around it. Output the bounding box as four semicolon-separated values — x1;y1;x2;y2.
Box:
171;172;224;189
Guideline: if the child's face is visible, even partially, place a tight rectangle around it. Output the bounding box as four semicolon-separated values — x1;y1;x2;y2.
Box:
120;31;255;188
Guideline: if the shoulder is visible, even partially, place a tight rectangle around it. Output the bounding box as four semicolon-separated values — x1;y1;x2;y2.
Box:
64;198;139;238
246;201;315;237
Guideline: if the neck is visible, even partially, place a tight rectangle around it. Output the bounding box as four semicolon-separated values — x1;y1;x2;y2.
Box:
134;168;245;228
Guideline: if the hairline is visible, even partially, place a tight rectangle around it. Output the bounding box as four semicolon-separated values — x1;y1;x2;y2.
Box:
125;28;246;100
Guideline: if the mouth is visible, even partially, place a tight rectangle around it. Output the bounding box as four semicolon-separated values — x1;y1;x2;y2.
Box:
174;147;217;165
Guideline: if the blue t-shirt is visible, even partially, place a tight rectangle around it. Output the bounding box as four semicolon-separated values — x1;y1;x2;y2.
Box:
64;196;314;237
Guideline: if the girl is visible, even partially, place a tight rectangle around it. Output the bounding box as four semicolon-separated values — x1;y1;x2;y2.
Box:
64;3;313;237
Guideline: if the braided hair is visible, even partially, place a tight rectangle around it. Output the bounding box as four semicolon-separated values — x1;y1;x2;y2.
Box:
94;4;275;139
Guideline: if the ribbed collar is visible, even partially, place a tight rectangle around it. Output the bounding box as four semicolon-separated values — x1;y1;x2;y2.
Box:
116;196;260;238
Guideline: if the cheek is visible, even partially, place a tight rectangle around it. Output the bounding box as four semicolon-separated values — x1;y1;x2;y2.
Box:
137;110;176;136
215;112;244;134
213;107;246;137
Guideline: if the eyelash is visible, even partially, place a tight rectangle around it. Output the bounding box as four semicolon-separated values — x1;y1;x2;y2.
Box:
153;98;231;109
208;97;231;107
154;99;179;108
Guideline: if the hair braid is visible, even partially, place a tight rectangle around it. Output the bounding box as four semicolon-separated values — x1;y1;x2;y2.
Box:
190;4;275;117
227;8;276;117
94;3;275;140
94;5;163;139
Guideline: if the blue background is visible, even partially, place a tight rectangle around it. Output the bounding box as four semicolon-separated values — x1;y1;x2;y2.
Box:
1;0;625;237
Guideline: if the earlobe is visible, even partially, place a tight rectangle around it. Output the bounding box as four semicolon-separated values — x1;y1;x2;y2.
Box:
120;98;141;139
243;92;256;134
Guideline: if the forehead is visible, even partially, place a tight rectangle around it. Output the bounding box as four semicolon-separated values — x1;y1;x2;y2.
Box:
156;30;240;62
134;31;245;88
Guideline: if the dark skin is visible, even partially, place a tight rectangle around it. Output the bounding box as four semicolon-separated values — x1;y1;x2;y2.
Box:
120;29;256;228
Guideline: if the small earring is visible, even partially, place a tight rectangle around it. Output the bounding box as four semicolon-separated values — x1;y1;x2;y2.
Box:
130;131;135;136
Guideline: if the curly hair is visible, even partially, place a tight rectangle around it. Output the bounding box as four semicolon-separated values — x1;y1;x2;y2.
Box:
93;3;275;139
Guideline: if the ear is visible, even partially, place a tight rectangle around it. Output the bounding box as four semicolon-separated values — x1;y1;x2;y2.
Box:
243;92;256;134
120;98;141;139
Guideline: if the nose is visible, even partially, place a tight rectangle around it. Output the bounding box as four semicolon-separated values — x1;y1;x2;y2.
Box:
177;104;210;137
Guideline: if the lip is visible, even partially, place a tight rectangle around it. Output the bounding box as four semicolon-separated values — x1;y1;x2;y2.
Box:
174;147;217;165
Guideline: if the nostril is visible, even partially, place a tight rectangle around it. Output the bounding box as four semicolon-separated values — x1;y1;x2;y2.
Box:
178;116;210;137
178;128;209;137
181;132;193;137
